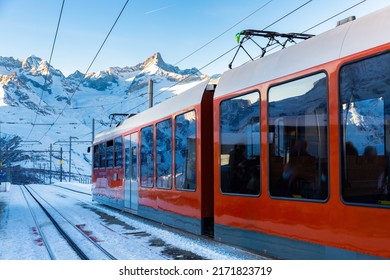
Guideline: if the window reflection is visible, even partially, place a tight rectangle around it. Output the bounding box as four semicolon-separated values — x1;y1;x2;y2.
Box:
156;119;173;189
175;111;196;190
268;73;328;200
340;52;390;206
125;137;130;179
114;137;123;167
99;142;105;168
220;92;260;195
125;134;138;181
140;125;154;188
106;140;114;168
131;139;138;181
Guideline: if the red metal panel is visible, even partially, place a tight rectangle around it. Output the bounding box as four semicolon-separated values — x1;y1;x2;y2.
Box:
213;43;390;258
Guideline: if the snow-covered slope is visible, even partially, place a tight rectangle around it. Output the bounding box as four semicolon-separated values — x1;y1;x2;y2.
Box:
0;53;209;180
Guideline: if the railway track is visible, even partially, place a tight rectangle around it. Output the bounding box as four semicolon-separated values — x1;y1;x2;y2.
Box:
49;184;267;260
17;184;267;260
20;185;116;260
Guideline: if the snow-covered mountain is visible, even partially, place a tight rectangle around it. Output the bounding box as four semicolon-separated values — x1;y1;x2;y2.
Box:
0;52;209;181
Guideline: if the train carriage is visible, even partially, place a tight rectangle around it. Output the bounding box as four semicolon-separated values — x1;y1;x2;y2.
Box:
92;6;390;259
213;6;390;259
92;80;215;235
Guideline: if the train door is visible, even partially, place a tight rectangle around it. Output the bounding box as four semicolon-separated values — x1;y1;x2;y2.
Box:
124;133;139;211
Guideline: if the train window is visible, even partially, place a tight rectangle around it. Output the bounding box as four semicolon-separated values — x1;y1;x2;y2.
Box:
220;92;260;195
340;52;390;207
114;137;123;167
99;142;106;168
175;110;196;190
156;119;173;189
93;144;99;168
140;125;154;188
131;135;138;181
106;140;114;168
125;137;130;179
125;133;138;181
268;73;328;201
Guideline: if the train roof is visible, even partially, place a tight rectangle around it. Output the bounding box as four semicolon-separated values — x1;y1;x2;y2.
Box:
94;79;210;144
215;5;390;99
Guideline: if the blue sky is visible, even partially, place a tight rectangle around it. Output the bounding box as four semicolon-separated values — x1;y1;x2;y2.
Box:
0;0;388;76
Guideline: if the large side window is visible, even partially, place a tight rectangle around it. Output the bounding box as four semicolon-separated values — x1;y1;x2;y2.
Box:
131;135;138;181
268;73;328;200
175;110;196;190
156;119;173;189
125;137;131;179
220;92;260;195
140;125;154;188
125;133;138;181
340;52;390;206
114;137;123;167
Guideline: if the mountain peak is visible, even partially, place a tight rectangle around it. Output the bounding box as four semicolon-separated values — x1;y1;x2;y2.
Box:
140;52;202;77
21;55;63;77
22;55;43;70
143;52;166;69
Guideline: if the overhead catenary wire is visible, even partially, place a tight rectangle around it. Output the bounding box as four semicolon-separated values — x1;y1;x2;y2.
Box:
74;0;277;117
302;0;367;33
26;0;65;141
74;0;369;140
122;0;314;115
38;0;130;142
74;0;315;140
125;0;368;111
71;0;315;121
173;0;275;66
59;0;367;116
247;0;369;60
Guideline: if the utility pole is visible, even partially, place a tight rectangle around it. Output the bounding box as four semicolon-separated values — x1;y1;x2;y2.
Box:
148;79;153;108
54;138;90;183
92;118;95;143
60;147;63;182
69;136;78;182
49;144;52;184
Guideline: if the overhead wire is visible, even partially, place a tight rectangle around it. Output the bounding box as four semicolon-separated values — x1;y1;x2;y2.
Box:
70;0;320;124
75;0;368;140
121;0;314;115
26;0;65;140
146;0;367;103
91;0;312;121
38;0;130;142
173;0;275;66
81;0;277;119
262;0;312;30
248;0;369;59
78;0;315;141
60;0;277;140
302;0;367;33
72;0;316;143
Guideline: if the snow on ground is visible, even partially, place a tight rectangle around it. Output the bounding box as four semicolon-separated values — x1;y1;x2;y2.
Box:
1;183;388;280
0;182;265;260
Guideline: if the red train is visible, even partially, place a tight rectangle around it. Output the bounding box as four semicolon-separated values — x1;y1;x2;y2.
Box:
92;6;390;259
